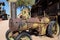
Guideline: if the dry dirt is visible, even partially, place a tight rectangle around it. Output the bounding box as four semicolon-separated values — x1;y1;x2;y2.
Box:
0;20;60;40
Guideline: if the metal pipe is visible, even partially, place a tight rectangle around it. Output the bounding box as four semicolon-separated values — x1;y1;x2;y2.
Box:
10;2;17;19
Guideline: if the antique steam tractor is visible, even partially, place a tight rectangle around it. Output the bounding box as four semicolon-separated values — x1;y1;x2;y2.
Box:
6;0;60;40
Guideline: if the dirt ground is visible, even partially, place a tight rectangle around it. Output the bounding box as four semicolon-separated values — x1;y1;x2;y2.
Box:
0;20;60;40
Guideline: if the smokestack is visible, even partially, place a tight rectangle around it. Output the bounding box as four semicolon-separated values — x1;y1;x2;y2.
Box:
10;2;17;19
7;0;17;19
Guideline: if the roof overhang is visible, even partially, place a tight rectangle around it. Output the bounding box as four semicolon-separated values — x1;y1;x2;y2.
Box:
32;0;59;10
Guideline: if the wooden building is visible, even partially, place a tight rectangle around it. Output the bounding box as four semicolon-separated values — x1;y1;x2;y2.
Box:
31;0;60;25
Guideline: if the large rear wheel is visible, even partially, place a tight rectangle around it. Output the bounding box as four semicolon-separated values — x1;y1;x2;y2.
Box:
47;21;59;37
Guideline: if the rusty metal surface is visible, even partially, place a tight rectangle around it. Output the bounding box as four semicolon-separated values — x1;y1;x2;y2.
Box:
9;17;40;31
9;17;49;33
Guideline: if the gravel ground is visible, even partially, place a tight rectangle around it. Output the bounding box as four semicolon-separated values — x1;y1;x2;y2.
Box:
0;20;60;40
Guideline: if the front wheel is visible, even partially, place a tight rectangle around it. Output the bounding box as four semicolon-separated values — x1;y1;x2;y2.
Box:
46;21;59;37
16;32;32;40
6;30;14;40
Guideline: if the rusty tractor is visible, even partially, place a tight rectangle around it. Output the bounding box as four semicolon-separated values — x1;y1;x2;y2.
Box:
6;0;59;40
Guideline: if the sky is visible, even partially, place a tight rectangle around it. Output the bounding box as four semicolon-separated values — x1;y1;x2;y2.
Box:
0;0;21;15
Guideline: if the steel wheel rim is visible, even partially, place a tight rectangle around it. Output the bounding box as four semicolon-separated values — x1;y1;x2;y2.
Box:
52;23;59;37
8;32;14;40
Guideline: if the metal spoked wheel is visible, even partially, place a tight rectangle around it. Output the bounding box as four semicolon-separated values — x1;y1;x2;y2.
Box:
47;21;59;37
52;22;59;37
6;30;14;40
16;32;32;40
